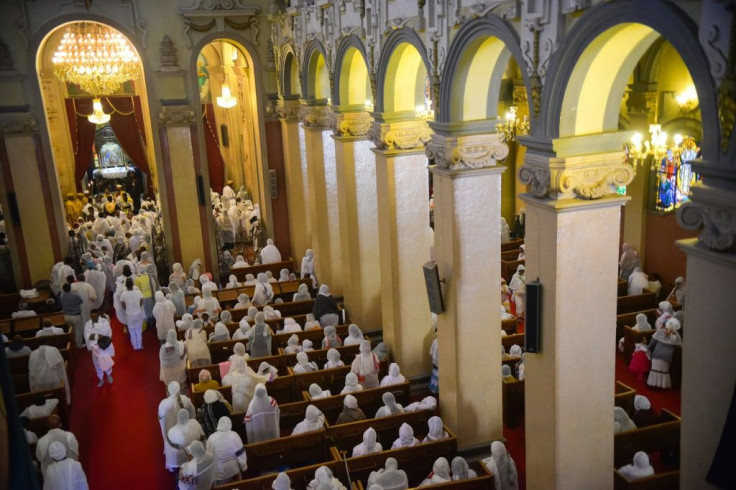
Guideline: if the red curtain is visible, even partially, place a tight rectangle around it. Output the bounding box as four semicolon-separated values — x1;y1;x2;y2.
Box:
202;103;225;193
65;96;151;193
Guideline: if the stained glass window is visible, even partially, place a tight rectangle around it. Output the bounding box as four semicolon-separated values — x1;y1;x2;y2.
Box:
654;137;701;212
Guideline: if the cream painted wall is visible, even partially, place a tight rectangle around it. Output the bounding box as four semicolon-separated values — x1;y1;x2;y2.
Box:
282;120;311;260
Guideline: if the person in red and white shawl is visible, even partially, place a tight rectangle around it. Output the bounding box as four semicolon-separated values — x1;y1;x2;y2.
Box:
244;383;280;443
351;340;380;389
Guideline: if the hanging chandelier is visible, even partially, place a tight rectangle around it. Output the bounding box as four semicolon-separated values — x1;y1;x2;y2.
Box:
87;98;111;125
495;106;529;143
626;124;696;171
216;85;237;109
52;22;140;97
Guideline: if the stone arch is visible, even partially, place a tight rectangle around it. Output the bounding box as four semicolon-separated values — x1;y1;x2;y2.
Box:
375;28;431;114
333;35;370;107
280;44;300;98
301;40;330;102
439;16;531;124
539;0;719;159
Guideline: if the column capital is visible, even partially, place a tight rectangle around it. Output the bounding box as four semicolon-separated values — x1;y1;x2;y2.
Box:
425;125;509;171
0;112;37;135
367;111;432;152
277;98;301;122
158;104;195;127
677;184;736;252
298;103;331;129
518;134;636;200
331;110;372;139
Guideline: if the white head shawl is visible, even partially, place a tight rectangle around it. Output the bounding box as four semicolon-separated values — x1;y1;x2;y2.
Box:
634;395;651;411
652;318;682;346
347;324;362;341
490;441;516;487
509;344;523;357
272;472;293;490
362;427;378;450
397;423;415;446
319;284;331;296
48;441;67;461
634;313;651;331
426;416;444;441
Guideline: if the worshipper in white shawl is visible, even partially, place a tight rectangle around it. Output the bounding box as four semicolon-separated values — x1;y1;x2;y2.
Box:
199;275;219;294
482;441;519;490
308;384;331;400
168;408;206;469
227;199;241;234
228;342;250;365
279;317;302;334
352;427;382;457
233;293;251;310
244;383;280;443
178;440;216;490
20;395;59;420
422;416;448;443
324;348;344;369
341;372;364;394
631;395;659;428
209;323;231;343
263;305;281;320
293;351;319;374
509;344;523;358
258;361;279;381
252;272;275;306
614;406;637;434
284;334;301;354
303;313;321;331
206;416;248;485
84;310;114;388
36;320;64;337
618;451;655;480
647;317;683;389
225;274;241;289
29;343;71;404
367;458;409;490
307;466;346;490
232;255;249;268
160;329;188;387
351;340;380;389
632;313;653;332
197;288;222;320
189;259;202;281
654;301;675;329
177;313;194;332
159;381;197;472
419;457;452;486
272;472;294;490
321;325;342;349
516;353;527;381
43;441;89;489
261;239;282;264
500;217;511;243
292;404;325;434
628;267;650;295
154;291;177;343
502;365;516;382
247;312;273;358
391;423;419;449
344;324;364;347
301;248;316;281
335;394;366;425
380;363;406;387
121;277;145;350
517;244;526;261
169;282;187;317
667;276;686;305
169;262;188;288
508;264;526;318
278;268;290;282
244;273;257;286
36;415;79;475
501;304;515;321
452;457;478;481
619;243;638;280
292;283;311;302
186;279;201;295
83;262;107;309
71;274;98;337
229;359;270;412
375;392;404;418
313;285;340;327
302;338;315;352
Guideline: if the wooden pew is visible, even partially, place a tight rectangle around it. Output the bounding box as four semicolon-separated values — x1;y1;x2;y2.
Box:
502;333;525;352
15;384;69;429
0;311;67;337
273;325;350;354
187;355;287;385
289;365;352;397
282;344;361;371
501;250;522;262
618;279;628;297
501;318;518;335
306;382;412;424
213;457;343;490
616;309;657;341
613;469;680;490
230;259;297;282
501;259;525;283
325;410;434;454
241;429;329;478
614;409;680;468
615;381;637;415
501;239;524;252
18;330;72;351
617;292;658;315
502;378;524;428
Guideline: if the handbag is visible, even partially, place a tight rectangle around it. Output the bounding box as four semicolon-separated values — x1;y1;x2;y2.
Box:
97;335;112;350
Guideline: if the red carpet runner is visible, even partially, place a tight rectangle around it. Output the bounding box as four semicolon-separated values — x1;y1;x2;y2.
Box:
68;315;173;489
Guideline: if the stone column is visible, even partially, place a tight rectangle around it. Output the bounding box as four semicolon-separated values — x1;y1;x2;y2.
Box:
427;124;509;447
332;109;381;329
279;98;311;262
300;104;344;296
518;136;635;489
369;113;433;378
677;182;736;489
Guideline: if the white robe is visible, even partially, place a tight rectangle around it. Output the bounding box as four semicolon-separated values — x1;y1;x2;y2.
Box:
71;282;97;331
158;395;197;470
244;396;280;443
153;299;177;340
206;430;247;481
29;345;70;404
42;458;88;490
260;244;282;264
36;429;79;475
168;420;206;467
83;269;107;308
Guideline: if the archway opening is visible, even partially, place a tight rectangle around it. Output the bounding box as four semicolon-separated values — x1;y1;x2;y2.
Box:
282;51;301;98
383;43;428;114
338;47;371;107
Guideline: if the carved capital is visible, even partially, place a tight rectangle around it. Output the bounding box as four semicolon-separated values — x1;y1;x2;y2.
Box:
298;104;331;128
332;111;372;137
426;132;509;170
368;118;432;151
678;185;736;252
278;99;301;121
158;105;195;126
0;113;38;134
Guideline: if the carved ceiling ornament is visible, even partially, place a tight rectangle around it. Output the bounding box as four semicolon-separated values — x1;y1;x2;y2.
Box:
179;0;261;48
368;118;432;151
426;132;509;170
158;105;196;126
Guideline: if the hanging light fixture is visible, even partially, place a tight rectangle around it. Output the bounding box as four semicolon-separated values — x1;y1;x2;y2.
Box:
495;106;529;143
87;98;111;124
217;84;237;109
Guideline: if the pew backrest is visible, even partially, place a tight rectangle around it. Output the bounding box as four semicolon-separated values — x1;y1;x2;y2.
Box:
614;409;681;467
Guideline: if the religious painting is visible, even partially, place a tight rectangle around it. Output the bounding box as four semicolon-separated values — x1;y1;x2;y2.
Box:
653;137;701;213
197;53;211;103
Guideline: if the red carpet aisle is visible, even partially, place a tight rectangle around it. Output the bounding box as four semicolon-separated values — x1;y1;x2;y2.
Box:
68;315;172;489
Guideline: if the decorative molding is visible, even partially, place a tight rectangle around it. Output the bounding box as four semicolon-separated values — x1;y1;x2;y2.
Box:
158;105;196;126
426;132;509;170
0;113;38;135
278;98;301;120
159;35;179;72
298;103;331;128
368;117;432;151
678;185;736;252
332;110;371;137
264;96;280;121
179;0;261;48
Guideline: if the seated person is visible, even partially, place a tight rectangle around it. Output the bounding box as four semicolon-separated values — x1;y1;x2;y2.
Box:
618;451;655;480
502;365;516;382
391;423;418;449
20;395;59;419
419;458;451;486
36;320;65;337
193;369;220;392
5;335;32;358
321;325;342;349
292;283;311;302
303;313;321;331
293;352;318;374
208;323;230;343
631;395;659;427
308;383;331;400
422;416;448;443
301;339;315;352
335;395;366;425
380;363;406;387
367;457;408;490
341;373;363;394
324;348;344;369
292;404;325;435
283;334;302;355
375;392;403;418
352;427;382;457
452;457;478;481
614;406;637;434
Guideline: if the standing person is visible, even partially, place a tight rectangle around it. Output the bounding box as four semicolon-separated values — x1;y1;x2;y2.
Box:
121;277;145;350
647;318;683;389
508;265;526;319
251;273;274;306
482;441;519;490
153;291;177;343
247;313;272;359
71;275;97;339
59;283;84;348
167;409;206;472
29;342;71;404
178;440;216;490
84;309;115;387
301;249;316;282
43;442;89;490
206;417;248;485
244;384;280;443
313;285;339;327
134;264;156;328
83;262;107;309
351;340;380;389
158;381;197;473
159;329;187;387
36;415;79;475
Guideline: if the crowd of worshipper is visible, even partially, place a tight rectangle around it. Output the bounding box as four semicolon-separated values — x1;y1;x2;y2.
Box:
210;182;263;252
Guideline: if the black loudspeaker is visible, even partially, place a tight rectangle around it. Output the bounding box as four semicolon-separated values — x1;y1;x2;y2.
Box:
220;124;229;147
196;176;205;206
525;281;542;353
7;192;20;226
423;261;445;314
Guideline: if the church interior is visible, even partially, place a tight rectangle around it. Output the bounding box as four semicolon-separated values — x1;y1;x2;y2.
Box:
0;0;734;489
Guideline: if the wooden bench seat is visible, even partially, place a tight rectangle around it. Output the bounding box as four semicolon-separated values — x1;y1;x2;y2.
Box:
306;382;412;424
614;409;680;468
213;456;342;490
617;293;658;316
502;333;525;352
501;317;518;335
501;239;524;252
613;469;680;490
16;384;69;429
502;378;525;428
618;279;628;297
501;249;522;262
242;429;330;478
1;311;67;337
325;410;434;454
230;259;297;282
614;381;637;415
289;365;352;397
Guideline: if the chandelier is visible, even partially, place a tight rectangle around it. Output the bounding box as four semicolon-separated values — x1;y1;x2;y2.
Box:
496;106;529;143
88;98;110;124
52;22;140;97
626;124;696;171
216;85;237;109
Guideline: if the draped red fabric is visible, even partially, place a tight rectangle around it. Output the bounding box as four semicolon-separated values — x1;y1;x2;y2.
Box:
65;96;151;193
202;103;225;193
64;99;97;191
